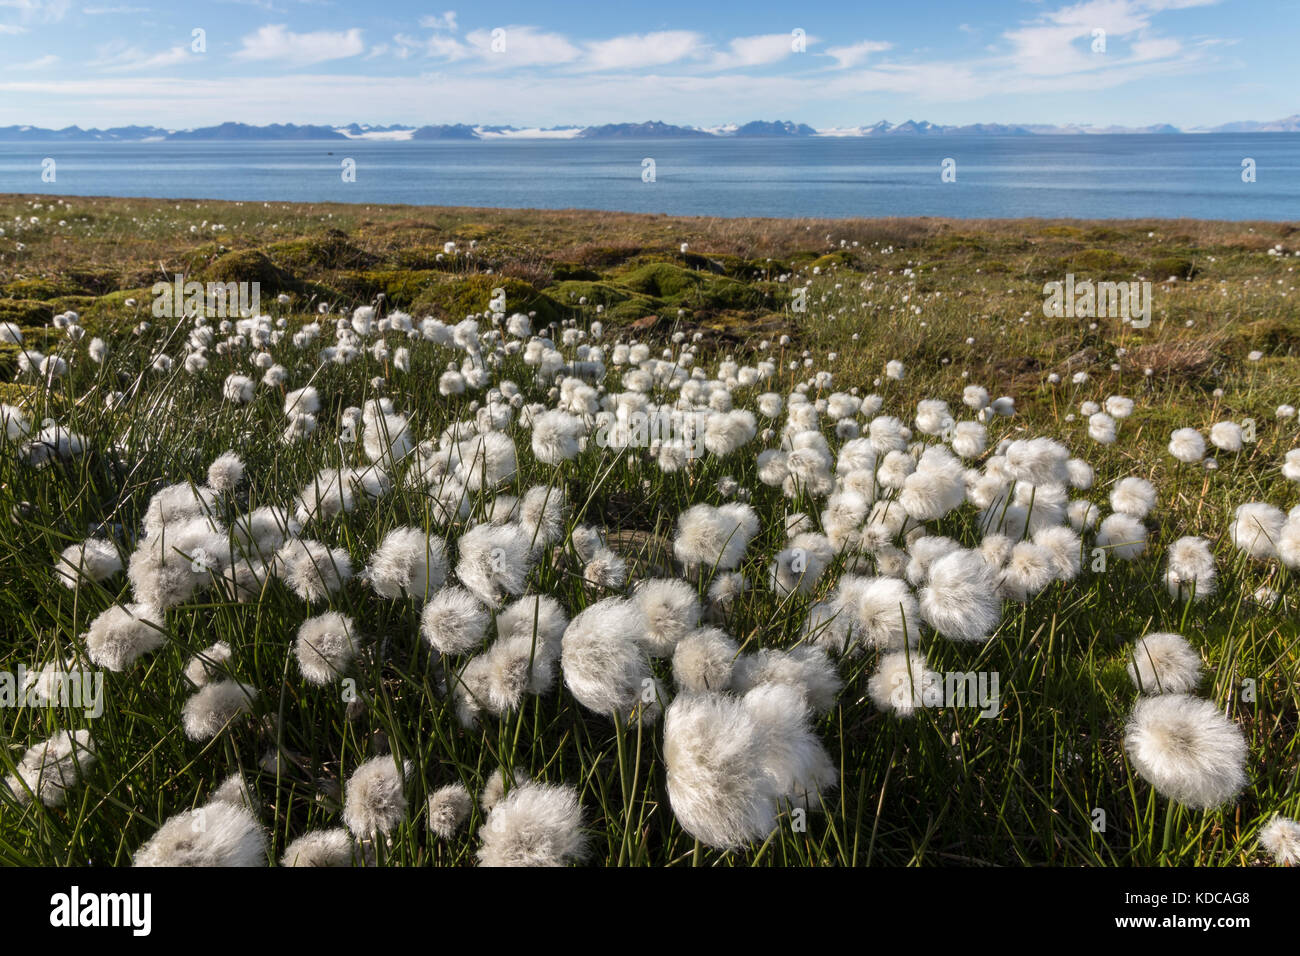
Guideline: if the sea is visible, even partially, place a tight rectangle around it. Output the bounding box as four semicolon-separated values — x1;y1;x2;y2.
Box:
3;134;1297;220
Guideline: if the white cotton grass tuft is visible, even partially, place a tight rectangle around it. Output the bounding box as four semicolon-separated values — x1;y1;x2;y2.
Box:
1259;816;1300;865
183;641;232;687
1088;412;1118;445
731;644;843;715
672;627;740;694
428;782;473;839
455;522;536;608
420;586;489;655
209;771;258;812
1110;476;1157;519
294;468;357;525
281;828;363;867
1279;514;1300;569
1004;437;1070;486
560;597;663;723
1127;632;1202;695
3;729;96;808
663;684;836;849
134;800;268;867
919;549;1001;642
1096;513;1147;560
1168;427;1206;463
481;630;559;715
1032;525;1082;581
480;767;529;813
517;485;569;549
531;409;584;465
141;482;219;538
495;593;569;653
1209;421;1244;453
342;755;411;838
998;541;1056;602
206;450;245;494
84;602;166;671
294;612;358;685
1123;694;1248;810
853;576;920;650
632;578;701;657
771;533;835;597
868;650;941;717
673;502;759;572
1164;536;1216;601
54;538;122;589
367;526;447;601
1283;448;1300;483
274;538;353;602
1229;502;1284;560
181;680;258;741
476;781;586;867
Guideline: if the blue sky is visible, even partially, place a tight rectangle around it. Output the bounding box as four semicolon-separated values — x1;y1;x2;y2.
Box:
0;0;1294;129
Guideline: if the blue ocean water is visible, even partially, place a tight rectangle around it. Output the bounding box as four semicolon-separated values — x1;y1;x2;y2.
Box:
2;134;1297;219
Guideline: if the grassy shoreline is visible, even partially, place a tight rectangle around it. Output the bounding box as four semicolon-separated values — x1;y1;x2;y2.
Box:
1;193;1297;866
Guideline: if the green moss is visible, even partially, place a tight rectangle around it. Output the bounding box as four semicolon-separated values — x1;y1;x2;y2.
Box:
931;236;987;254
44;295;100;321
1040;225;1084;238
410;275;563;324
267;229;375;273
388;246;463;271
3;277;86;300
0;299;55;327
551;262;602;282
1070;248;1131;273
333;269;443;308
1150;256;1198;280
809;250;859;271
1084;226;1129;243
1238;316;1300;350
617;262;770;312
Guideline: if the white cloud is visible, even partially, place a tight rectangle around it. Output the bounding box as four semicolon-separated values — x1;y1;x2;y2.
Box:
89;39;193;72
0;0;69;23
581;31;701;71
233;24;366;66
460;25;580;67
1001;0;1219;76
6;52;57;69
419;11;456;32
704;33;799;71
824;40;891;69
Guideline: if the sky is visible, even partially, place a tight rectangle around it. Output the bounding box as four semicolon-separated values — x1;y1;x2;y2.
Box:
0;0;1294;130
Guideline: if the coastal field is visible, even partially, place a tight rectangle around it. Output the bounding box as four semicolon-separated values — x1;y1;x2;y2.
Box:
1;193;1297;866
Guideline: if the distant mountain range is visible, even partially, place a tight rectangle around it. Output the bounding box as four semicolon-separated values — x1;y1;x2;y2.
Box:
1;115;1296;142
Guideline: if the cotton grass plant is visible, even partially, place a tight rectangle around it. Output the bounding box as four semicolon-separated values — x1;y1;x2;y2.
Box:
1;206;1298;868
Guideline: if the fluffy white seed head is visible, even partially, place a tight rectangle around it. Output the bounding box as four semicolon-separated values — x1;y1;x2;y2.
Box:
135;801;267;867
1127;632;1202;695
421;586;489;655
295;612;358;685
1124;694;1247;810
342;755;410;838
476;782;586;867
919;550;1001;642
